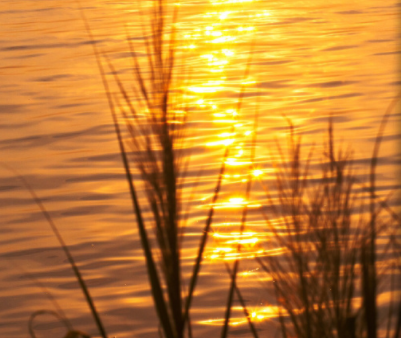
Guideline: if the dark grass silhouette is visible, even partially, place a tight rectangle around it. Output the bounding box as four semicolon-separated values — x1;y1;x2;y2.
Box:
80;0;258;337
16;0;259;337
256;97;401;338
257;119;363;338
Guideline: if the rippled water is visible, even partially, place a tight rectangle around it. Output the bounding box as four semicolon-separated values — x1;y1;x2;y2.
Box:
0;0;400;337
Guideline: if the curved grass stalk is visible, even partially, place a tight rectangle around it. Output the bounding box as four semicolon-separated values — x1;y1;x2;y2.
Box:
363;91;401;338
5;168;107;338
256;91;401;338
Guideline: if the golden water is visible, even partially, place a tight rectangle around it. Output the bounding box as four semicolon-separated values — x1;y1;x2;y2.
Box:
0;0;400;337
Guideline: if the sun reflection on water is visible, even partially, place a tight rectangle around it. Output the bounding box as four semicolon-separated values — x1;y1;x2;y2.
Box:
206;227;267;261
179;0;282;330
199;305;285;327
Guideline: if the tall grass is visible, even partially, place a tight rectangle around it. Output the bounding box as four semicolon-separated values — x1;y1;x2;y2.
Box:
257;120;362;338
81;0;257;337
256;110;400;338
17;0;259;336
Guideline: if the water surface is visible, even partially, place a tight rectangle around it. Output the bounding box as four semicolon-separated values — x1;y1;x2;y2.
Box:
0;0;400;337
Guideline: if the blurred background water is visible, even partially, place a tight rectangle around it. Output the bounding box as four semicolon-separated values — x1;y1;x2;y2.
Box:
0;0;400;337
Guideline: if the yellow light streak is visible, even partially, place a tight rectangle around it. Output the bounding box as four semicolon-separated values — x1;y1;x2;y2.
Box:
225;158;252;166
201;54;215;61
229;197;245;205
219;11;231;20
206;139;235;147
211;59;228;66
211;36;235;43
235;149;243;157
213;119;236;124
213;231;257;238
189;86;220;93
211;0;257;4
219;132;236;138
226;237;258;244
199;318;247;326
222;49;234;56
253;169;263;176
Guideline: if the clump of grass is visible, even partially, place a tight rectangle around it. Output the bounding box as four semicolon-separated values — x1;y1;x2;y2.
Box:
81;0;248;337
256;108;400;338
257;119;361;338
85;0;266;335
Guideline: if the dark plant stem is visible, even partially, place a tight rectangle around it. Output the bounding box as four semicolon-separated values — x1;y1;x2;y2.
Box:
224;263;259;338
12;172;107;338
364;92;401;338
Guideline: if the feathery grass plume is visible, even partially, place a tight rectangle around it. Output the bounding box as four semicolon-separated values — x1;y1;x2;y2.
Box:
257;119;363;338
257;100;401;338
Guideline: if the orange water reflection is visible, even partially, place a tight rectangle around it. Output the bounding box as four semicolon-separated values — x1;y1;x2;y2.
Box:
208;231;264;260
0;0;399;336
